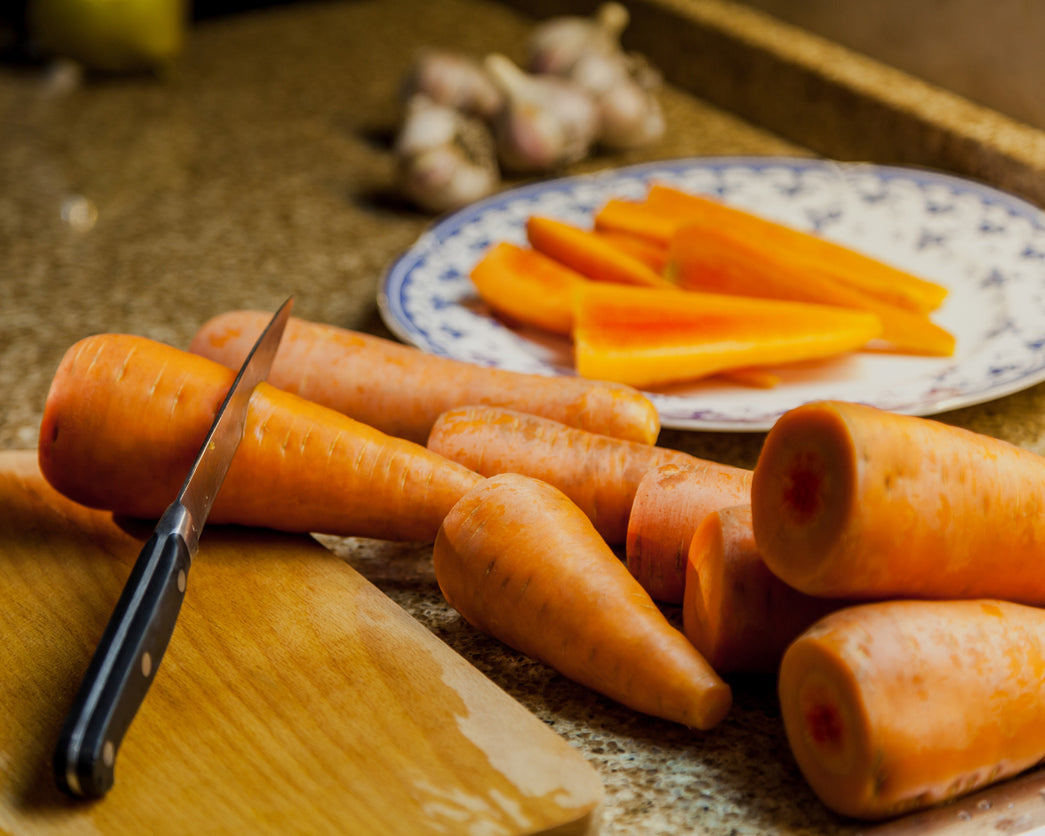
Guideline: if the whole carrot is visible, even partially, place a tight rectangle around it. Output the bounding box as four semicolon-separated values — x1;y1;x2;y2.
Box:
38;334;481;541
779;599;1045;819
625;463;752;604
434;472;732;729
427;405;748;545
683;504;840;675
751;400;1045;602
189;311;660;446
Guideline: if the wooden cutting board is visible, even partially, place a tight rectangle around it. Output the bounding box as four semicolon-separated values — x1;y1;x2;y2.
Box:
0;450;603;835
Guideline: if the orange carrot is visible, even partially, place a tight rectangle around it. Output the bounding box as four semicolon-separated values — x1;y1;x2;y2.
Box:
667;224;955;357
189;311;660;446
779;599;1045;819
470;240;588;335
647;183;949;313
38;334;481;541
751;400;1045;602
713;367;781;389
682;504;840;674
593;229;669;273
593;197;678;246
572;283;882;388
427;405;748;545
526;215;676;289
434;472;732;729
625;463;752;604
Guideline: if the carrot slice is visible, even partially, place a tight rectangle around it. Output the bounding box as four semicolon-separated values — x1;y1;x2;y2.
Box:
625;463;752;604
434;472;732;729
667;223;955;357
469;241;587;335
751;400;1045;602
593;229;669;273
648;183;949;313
682;504;840;674
593;197;678;246
526;215;675;289
779;599;1045;819
572;283;882;388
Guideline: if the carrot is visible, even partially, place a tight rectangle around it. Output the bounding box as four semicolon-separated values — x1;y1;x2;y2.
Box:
593;229;669;274
427;405;748;545
572;283;882;388
625;463;752;604
469;240;588;335
526;215;676;289
189;311;660;446
433;472;732;729
593;197;678;246
666;223;955;357
38;334;481;541
682;504;840;674
778;599;1045;819
714;367;781;389
647;183;949;313
750;400;1045;602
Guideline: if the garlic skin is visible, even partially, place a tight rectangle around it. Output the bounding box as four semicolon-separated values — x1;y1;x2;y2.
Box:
570;50;666;150
525;2;630;76
395;94;500;214
400;49;504;121
484;53;599;173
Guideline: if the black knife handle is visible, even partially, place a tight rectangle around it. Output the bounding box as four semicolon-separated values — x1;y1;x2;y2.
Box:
54;528;191;799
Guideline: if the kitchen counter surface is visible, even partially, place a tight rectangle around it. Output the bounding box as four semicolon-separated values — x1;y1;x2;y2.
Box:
4;1;1045;833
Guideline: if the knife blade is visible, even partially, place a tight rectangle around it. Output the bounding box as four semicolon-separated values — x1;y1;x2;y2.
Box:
54;297;293;799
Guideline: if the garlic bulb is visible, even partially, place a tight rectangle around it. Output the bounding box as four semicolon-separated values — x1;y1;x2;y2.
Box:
525;2;630;76
400;49;504;120
395;94;500;214
570;50;665;150
483;53;599;173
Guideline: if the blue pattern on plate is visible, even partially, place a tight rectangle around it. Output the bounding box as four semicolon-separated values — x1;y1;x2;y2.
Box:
379;157;1045;431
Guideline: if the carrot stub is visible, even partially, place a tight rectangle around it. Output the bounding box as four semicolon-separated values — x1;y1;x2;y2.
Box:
428;405;748;545
779;599;1045;819
190;311;660;446
39;334;481;541
625;463;752;605
751;400;1045;602
433;472;732;729
682;504;840;674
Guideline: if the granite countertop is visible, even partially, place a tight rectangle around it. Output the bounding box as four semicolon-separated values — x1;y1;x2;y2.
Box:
4;1;1045;833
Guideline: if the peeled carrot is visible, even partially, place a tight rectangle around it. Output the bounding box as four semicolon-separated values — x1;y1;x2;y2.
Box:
779;599;1045;819
667;223;955;357
469;240;588;335
433;472;732;729
683;504;840;675
751;400;1045;602
647;183;949;313
593;197;678;246
625;463;752;604
427;405;748;545
572;283;882;388
526;215;676;289
593;229;669;274
38;334;481;541
189;311;660;446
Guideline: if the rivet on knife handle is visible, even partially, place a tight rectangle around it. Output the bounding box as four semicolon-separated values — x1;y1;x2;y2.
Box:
53;297;293;799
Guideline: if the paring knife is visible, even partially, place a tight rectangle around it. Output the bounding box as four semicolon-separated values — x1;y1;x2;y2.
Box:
54;297;293;799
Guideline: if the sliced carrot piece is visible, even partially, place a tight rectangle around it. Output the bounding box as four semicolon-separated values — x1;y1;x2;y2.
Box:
572;283;882;388
593;197;678;246
593;229;669;273
526;215;675;289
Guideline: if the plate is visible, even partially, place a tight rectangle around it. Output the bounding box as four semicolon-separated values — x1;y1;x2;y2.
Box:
379;157;1045;431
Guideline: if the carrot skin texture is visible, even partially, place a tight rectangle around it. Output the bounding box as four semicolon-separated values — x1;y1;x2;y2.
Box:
428;405;749;545
779;599;1045;820
626;463;752;604
189;311;660;445
38;334;481;541
683;505;840;674
751;400;1045;602
433;473;732;729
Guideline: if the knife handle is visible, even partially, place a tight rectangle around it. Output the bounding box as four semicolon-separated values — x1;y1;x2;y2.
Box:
54;527;191;799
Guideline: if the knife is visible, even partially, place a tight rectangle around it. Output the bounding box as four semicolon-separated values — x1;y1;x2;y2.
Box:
54;297;293;799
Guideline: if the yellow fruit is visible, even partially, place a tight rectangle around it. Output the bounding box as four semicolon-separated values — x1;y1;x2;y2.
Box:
28;0;186;73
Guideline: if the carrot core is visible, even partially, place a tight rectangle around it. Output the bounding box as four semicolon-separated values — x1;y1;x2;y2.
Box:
783;456;823;521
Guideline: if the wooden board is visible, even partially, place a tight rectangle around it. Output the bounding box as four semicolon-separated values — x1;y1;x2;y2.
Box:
0;450;603;835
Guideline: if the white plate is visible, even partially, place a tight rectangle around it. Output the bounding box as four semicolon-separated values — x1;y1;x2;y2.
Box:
379;157;1045;431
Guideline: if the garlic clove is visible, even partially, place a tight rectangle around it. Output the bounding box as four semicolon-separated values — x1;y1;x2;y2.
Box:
484;53;599;173
400;48;504;120
595;80;666;150
525;2;630;76
395;94;460;157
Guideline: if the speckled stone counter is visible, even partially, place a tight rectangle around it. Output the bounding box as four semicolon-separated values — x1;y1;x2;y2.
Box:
4;1;1045;833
